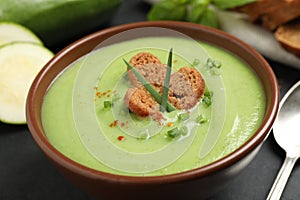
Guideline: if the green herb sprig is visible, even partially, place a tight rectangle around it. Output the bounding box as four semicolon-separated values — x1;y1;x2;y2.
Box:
123;59;176;112
161;48;173;112
148;0;257;28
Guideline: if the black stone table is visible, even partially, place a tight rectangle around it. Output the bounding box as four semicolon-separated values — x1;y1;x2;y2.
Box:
1;1;300;199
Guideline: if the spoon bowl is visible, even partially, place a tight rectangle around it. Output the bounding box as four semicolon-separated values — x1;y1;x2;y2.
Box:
267;80;300;200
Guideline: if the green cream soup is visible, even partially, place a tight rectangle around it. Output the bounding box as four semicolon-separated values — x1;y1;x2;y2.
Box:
42;37;265;176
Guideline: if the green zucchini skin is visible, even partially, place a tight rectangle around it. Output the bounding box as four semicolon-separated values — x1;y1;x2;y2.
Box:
0;0;122;47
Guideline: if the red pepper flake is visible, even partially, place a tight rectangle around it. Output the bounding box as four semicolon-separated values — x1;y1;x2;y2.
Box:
109;120;119;127
95;89;114;99
117;135;125;141
167;122;173;127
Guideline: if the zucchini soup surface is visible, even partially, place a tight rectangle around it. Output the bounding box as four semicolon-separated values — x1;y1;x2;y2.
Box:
41;35;265;176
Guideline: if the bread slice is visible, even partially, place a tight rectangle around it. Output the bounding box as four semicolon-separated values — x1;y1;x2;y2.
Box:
261;1;300;30
127;52;164;86
124;86;160;117
234;0;300;30
168;67;205;110
275;22;300;57
233;0;283;22
128;63;167;87
129;52;161;66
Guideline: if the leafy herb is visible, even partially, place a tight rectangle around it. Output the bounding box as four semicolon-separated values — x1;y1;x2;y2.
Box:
123;59;176;112
148;0;257;28
161;48;173;112
211;0;257;9
148;0;188;21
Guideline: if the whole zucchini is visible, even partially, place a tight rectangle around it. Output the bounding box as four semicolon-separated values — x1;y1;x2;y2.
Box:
0;0;122;47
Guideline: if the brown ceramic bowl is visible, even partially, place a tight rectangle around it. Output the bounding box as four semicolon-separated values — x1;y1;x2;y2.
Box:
26;21;279;200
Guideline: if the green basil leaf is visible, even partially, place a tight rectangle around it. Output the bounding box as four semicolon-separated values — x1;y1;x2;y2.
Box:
197;8;219;28
187;2;209;23
147;0;187;21
211;0;256;9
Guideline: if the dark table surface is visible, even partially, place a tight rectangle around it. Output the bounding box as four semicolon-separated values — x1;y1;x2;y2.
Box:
1;1;300;200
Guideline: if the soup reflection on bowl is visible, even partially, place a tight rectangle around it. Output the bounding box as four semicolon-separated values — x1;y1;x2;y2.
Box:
26;21;279;200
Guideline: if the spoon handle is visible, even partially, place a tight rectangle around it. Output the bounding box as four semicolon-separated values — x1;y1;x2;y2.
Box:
266;156;298;200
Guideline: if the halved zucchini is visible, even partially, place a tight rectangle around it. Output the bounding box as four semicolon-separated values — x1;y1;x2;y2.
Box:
0;22;42;46
0;42;53;124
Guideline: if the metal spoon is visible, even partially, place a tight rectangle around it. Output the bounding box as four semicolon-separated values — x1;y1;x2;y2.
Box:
267;80;300;200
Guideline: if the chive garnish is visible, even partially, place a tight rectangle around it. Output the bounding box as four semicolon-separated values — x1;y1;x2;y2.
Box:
123;59;176;112
161;48;173;112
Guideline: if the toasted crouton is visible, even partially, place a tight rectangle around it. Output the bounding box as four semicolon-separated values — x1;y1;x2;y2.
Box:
128;52;164;86
169;67;205;109
178;67;205;100
127;63;167;86
129;52;161;66
124;86;160;117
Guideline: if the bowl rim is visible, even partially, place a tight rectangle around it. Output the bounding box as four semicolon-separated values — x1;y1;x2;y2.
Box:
26;20;280;184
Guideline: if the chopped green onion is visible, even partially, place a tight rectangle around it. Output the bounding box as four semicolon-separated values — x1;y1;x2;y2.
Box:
104;100;112;109
196;114;208;124
161;48;173;112
179;126;188;136
202;90;213;107
123;59;176;112
207;58;222;68
206;58;222;75
193;58;200;66
139;131;151;140
167;127;180;138
178;113;190;121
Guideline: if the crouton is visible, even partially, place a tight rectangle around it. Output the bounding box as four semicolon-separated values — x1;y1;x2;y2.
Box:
124;86;160;117
127;63;167;86
169;67;205;109
129;52;161;66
